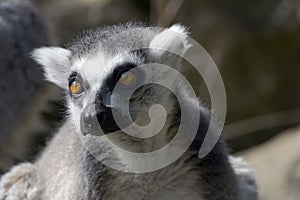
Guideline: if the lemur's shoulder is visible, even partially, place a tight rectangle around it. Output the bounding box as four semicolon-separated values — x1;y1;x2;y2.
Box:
0;121;85;199
0;163;42;199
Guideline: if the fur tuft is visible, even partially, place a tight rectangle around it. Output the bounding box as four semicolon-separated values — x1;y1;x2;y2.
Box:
149;24;191;57
31;47;71;88
0;163;42;199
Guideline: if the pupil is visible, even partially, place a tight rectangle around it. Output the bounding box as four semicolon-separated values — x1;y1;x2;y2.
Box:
124;73;130;80
72;82;79;92
122;72;133;84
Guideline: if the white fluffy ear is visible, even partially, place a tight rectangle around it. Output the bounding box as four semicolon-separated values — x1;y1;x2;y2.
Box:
32;47;71;88
149;24;191;57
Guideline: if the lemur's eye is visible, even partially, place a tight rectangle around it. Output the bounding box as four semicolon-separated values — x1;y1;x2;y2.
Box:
69;80;84;94
119;71;136;86
68;72;84;96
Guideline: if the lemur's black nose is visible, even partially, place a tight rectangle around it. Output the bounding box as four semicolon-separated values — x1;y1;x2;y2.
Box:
82;111;97;128
80;102;120;136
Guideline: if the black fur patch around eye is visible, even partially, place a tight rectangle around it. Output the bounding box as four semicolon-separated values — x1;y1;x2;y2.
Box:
68;71;82;86
109;63;137;89
101;48;149;92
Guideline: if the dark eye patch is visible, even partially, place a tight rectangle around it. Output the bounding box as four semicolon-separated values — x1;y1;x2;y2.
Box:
106;63;137;90
68;71;82;86
113;63;136;83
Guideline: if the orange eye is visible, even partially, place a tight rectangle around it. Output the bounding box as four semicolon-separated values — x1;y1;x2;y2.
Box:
119;71;135;86
69;80;83;94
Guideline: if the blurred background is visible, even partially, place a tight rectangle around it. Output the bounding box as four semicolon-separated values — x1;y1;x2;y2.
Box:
0;0;299;199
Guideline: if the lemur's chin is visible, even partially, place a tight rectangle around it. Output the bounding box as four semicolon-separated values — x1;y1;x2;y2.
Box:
80;120;121;136
80;116;121;136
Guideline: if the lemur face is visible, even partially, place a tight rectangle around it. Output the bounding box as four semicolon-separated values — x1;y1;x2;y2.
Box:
32;24;191;141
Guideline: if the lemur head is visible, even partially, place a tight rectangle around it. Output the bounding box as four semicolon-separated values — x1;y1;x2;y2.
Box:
32;23;192;150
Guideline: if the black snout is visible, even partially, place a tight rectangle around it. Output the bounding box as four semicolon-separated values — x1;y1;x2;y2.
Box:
81;103;120;136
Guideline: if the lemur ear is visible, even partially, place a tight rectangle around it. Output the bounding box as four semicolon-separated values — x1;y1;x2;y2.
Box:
149;24;191;58
32;47;71;88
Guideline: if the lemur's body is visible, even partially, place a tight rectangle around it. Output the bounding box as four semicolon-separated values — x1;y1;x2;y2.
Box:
35;119;236;200
0;23;239;200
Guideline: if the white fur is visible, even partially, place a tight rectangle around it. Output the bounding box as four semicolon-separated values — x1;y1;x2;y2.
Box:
0;163;42;199
149;24;191;57
31;47;71;88
230;156;258;200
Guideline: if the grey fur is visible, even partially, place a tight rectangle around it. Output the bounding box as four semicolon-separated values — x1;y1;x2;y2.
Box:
0;23;240;200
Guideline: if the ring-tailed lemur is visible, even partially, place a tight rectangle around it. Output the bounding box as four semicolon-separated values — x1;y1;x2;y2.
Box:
0;22;241;200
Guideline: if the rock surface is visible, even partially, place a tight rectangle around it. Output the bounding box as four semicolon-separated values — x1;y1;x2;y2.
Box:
241;126;300;200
